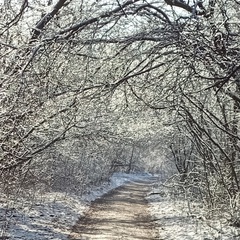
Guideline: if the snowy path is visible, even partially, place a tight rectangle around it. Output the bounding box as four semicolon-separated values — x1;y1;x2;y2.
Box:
0;173;155;240
69;178;159;240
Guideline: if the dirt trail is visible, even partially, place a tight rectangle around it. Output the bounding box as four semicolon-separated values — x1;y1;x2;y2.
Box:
69;178;159;240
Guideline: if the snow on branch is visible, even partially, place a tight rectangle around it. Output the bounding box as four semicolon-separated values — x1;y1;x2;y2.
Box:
164;0;207;17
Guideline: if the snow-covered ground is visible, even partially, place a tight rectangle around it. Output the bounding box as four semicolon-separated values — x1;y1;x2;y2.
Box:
147;179;240;240
0;172;151;240
2;173;240;240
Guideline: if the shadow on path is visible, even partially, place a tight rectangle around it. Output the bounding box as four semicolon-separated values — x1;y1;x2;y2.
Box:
69;178;159;240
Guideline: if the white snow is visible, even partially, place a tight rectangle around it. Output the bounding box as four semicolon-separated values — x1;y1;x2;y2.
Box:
147;180;240;240
2;173;239;240
0;172;151;240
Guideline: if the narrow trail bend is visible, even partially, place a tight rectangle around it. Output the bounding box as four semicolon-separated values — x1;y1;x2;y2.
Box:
69;178;159;240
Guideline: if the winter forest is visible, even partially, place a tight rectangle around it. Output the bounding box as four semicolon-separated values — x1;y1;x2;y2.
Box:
1;0;240;239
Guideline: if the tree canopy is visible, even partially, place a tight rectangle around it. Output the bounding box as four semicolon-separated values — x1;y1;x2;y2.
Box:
1;0;240;221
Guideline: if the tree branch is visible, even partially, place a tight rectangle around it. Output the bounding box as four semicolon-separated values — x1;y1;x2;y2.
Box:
164;0;193;13
30;0;71;42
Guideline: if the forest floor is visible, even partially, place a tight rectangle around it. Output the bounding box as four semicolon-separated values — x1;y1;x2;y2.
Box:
0;173;153;239
1;173;240;239
148;182;240;240
69;178;159;240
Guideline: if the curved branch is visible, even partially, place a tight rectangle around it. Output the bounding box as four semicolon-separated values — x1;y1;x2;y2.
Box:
57;0;141;37
164;0;193;13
